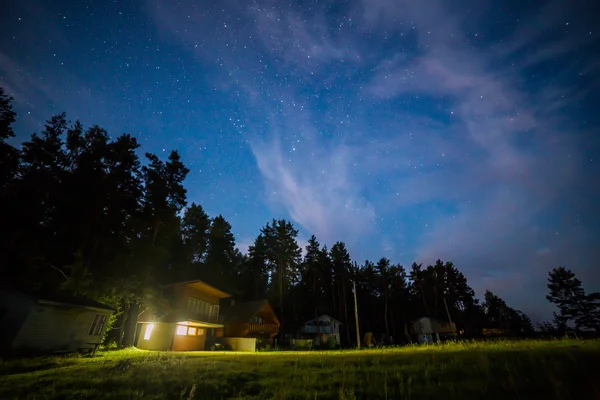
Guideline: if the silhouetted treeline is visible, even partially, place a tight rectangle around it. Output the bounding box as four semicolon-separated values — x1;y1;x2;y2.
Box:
1;88;596;346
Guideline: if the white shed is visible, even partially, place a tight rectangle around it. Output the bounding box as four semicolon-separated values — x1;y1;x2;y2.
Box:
298;314;342;346
408;316;456;343
0;286;114;354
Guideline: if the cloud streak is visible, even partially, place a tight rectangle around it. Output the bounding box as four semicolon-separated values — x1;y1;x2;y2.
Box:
250;135;376;246
145;0;600;320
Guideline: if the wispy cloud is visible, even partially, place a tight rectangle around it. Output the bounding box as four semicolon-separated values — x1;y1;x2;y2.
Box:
250;3;359;69
0;52;55;105
250;135;375;246
146;0;600;319
359;0;600;309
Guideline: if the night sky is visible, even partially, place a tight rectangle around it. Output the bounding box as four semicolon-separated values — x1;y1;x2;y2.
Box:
2;0;599;322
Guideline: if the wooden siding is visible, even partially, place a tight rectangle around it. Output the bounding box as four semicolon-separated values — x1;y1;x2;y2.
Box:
139;282;224;323
12;304;111;352
221;337;256;352
175;284;220;308
410;317;456;335
172;329;206;351
136;322;175;351
225;323;278;338
223;300;279;339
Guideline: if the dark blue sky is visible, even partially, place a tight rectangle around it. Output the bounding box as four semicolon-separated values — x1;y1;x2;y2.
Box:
2;0;599;321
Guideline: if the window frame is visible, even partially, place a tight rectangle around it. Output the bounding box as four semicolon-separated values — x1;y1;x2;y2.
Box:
88;314;107;336
187;297;213;319
144;323;154;340
176;324;205;336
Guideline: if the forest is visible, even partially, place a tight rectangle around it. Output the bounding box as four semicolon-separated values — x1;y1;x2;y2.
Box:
1;87;598;347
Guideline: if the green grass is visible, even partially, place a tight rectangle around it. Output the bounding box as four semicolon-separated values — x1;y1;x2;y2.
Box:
1;339;599;399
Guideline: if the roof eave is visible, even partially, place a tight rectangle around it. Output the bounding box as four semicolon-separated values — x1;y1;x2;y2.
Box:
37;299;115;312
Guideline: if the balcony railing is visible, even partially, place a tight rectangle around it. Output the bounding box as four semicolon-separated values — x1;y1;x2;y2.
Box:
179;310;220;324
244;323;279;334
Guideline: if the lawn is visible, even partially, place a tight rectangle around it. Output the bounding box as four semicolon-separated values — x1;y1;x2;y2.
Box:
1;339;599;400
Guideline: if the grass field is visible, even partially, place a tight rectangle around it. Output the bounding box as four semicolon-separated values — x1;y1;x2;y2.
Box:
1;339;599;399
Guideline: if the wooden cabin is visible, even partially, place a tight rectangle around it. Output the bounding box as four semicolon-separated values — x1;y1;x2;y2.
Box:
220;299;280;340
136;280;231;351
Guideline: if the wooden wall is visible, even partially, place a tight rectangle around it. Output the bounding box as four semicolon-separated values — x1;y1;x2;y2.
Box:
172;329;206;351
221;337;256;352
11;304;111;353
137;322;175;351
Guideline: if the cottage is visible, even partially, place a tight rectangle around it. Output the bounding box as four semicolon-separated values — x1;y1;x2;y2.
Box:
0;286;114;355
408;316;456;343
136;280;231;351
219;299;279;344
298;314;342;346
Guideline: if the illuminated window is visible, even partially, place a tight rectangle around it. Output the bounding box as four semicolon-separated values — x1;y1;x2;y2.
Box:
176;325;205;336
176;325;188;336
144;323;154;340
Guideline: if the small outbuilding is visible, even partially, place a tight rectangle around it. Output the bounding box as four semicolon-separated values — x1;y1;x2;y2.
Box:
407;316;456;343
0;286;114;355
298;314;342;346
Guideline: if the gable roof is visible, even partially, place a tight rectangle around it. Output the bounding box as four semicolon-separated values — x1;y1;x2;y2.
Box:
221;299;280;325
409;316;450;325
305;314;343;325
167;279;232;299
0;286;115;312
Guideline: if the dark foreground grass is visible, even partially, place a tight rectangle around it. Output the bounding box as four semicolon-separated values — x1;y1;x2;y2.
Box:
1;339;599;400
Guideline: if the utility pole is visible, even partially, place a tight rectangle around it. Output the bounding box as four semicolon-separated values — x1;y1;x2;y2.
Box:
443;296;456;338
353;280;360;349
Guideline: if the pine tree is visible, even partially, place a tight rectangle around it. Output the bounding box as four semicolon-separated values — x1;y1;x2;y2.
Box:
260;219;302;330
205;214;238;287
375;258;392;338
330;242;352;344
546;267;600;331
0;87;18;192
239;234;269;301
300;235;323;319
181;203;211;265
0;89;20;285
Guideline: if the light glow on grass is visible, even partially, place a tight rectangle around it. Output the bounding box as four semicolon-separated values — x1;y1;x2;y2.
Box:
0;339;598;399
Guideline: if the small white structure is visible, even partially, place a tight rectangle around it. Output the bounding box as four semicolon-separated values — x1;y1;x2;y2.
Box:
0;286;114;354
298;314;342;346
408;316;456;344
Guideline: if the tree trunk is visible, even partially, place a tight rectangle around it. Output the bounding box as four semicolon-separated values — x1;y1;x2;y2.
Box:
420;284;428;315
278;262;284;331
433;283;439;319
152;220;160;247
331;280;337;318
342;279;350;345
123;302;139;347
384;298;389;338
391;309;397;339
118;302;130;347
291;285;296;327
313;274;318;319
